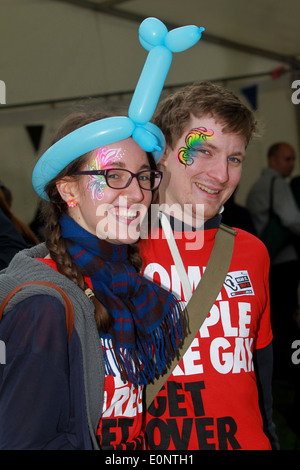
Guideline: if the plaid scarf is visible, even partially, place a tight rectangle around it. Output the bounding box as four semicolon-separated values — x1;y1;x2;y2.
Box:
60;214;185;386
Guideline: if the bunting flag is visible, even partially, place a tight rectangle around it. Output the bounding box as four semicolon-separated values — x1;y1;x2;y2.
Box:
271;66;286;80
26;125;44;152
241;84;258;111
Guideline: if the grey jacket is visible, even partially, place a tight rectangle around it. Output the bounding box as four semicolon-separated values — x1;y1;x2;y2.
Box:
0;243;104;449
247;167;300;264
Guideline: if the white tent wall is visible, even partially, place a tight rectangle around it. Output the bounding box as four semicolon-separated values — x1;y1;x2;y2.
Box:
227;73;300;207
0;0;299;225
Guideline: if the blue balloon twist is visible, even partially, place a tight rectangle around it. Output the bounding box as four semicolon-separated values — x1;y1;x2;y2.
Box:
129;18;205;124
32;17;205;199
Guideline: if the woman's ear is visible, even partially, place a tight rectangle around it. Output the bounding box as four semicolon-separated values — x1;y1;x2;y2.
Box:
56;177;79;205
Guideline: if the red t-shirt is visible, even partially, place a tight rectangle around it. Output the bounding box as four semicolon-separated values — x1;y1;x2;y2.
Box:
139;226;273;450
96;341;144;450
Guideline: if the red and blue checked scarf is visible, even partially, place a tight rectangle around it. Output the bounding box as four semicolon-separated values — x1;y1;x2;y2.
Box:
60;214;185;386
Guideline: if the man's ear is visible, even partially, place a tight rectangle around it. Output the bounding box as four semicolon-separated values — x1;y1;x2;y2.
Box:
56;177;79;204
158;146;171;169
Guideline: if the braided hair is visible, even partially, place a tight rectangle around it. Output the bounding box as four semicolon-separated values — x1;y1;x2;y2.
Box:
41;111;157;331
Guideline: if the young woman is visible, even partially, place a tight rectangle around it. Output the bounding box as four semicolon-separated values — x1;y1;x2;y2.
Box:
0;112;185;450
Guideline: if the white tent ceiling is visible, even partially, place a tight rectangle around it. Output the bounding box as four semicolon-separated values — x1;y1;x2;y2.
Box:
1;0;300;109
81;0;300;58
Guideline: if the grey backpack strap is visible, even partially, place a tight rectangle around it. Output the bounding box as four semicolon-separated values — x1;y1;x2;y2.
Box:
0;280;74;343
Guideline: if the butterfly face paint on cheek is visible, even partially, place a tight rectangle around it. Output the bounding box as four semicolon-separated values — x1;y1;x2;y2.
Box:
178;127;214;167
86;146;124;201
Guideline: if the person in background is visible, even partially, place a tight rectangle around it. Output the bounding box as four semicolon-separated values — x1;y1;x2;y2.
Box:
139;81;279;450
247;142;300;382
29;201;46;242
0;182;38;268
0;207;27;269
0;182;39;247
0;181;12;207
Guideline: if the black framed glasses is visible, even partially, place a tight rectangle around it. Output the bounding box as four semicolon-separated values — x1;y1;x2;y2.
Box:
73;168;163;191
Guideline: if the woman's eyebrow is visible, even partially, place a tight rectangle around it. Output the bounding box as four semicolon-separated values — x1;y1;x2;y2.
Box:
139;163;151;170
103;160;151;170
101;160;126;169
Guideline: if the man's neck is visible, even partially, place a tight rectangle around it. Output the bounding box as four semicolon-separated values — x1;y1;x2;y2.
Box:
157;200;206;229
159;211;222;231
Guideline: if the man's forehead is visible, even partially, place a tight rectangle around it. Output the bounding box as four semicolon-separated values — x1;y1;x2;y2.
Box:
184;114;230;134
187;113;214;126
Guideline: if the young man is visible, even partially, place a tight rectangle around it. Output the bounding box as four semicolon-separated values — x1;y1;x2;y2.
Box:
139;81;279;450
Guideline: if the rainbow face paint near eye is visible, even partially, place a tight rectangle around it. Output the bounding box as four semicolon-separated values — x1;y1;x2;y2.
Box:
178;127;214;166
86;146;124;200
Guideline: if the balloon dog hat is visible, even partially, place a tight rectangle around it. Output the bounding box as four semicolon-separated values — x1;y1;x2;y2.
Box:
32;17;205;200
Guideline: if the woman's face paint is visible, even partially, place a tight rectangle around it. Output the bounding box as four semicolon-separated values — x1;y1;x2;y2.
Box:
72;138;151;244
86;146;124;201
178;127;214;166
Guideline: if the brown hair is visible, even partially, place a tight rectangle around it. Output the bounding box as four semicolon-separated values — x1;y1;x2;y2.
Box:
153;81;258;149
41;111;157;332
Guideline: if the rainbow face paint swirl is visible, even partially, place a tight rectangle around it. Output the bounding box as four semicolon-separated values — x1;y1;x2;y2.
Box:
86;146;124;201
178;127;214;166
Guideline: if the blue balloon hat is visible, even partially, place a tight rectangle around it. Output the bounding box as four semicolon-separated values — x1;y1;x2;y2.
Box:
32;17;205;200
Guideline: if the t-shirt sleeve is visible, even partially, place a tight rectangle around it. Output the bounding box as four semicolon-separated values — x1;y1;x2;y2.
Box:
253;241;273;350
254;343;279;449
